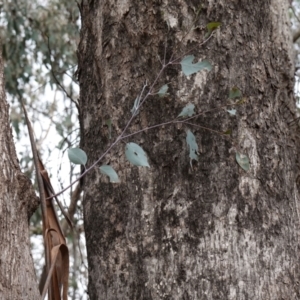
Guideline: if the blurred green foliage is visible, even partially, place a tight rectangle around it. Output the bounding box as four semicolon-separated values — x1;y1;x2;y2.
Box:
0;0;79;100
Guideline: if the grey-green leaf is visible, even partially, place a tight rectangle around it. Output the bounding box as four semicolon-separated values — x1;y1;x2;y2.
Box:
125;142;150;167
131;96;140;116
186;130;199;161
178;103;195;117
158;84;168;97
68;148;87;165
180;55;212;76
236;152;250;171
227;109;237;116
100;165;120;183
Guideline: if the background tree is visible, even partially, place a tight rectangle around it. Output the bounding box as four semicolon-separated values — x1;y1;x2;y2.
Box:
0;49;40;299
77;0;300;299
0;1;87;299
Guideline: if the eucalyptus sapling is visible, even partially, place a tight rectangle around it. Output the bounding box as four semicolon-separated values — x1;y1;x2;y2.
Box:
49;26;249;199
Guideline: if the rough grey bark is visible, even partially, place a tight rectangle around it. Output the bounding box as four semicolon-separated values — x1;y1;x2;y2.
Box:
78;0;300;299
0;50;40;297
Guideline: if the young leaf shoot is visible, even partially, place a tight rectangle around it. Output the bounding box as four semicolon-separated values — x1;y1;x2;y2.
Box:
68;148;88;165
236;152;250;171
125;142;150;167
131;96;140;116
178;103;195;117
186;130;199;161
100;165;120;183
206;22;221;35
158;84;169;97
180;55;212;76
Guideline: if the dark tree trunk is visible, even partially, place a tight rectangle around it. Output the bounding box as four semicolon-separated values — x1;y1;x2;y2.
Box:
0;46;40;298
78;0;300;298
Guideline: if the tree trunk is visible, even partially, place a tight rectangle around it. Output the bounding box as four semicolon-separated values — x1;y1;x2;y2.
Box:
78;0;300;298
0;50;40;297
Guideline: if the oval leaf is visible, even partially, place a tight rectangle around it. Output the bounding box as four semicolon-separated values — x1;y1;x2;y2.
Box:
125;142;150;167
227;109;237;116
158;84;169;97
100;165;120;183
178;103;195;117
68;148;87;165
186;130;199;161
180;55;212;76
236;152;250;171
131;96;140;116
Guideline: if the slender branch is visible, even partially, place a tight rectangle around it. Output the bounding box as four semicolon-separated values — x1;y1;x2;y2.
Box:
182;100;244;122
291;4;300;24
111;55;173;145
47;34;216;199
45;35;78;107
121;119;180;139
293;30;300;43
290;4;300;42
61;183;82;233
182;122;234;141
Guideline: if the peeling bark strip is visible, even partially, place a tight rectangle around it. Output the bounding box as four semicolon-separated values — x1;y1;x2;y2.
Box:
78;0;300;299
22;103;70;300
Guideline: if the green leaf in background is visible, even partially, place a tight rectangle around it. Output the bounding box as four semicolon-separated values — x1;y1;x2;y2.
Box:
206;22;221;35
227;109;237;116
236;152;250;171
3;1;80;99
178;103;195;117
68;148;87;165
158;84;169;97
125;142;150;167
100;165;120;183
223;129;232;135
180;55;212;76
236;98;246;105
229;87;242;99
186;130;199;161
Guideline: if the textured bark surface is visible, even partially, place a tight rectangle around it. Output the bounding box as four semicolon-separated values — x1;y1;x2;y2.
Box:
78;0;300;299
0;50;40;298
